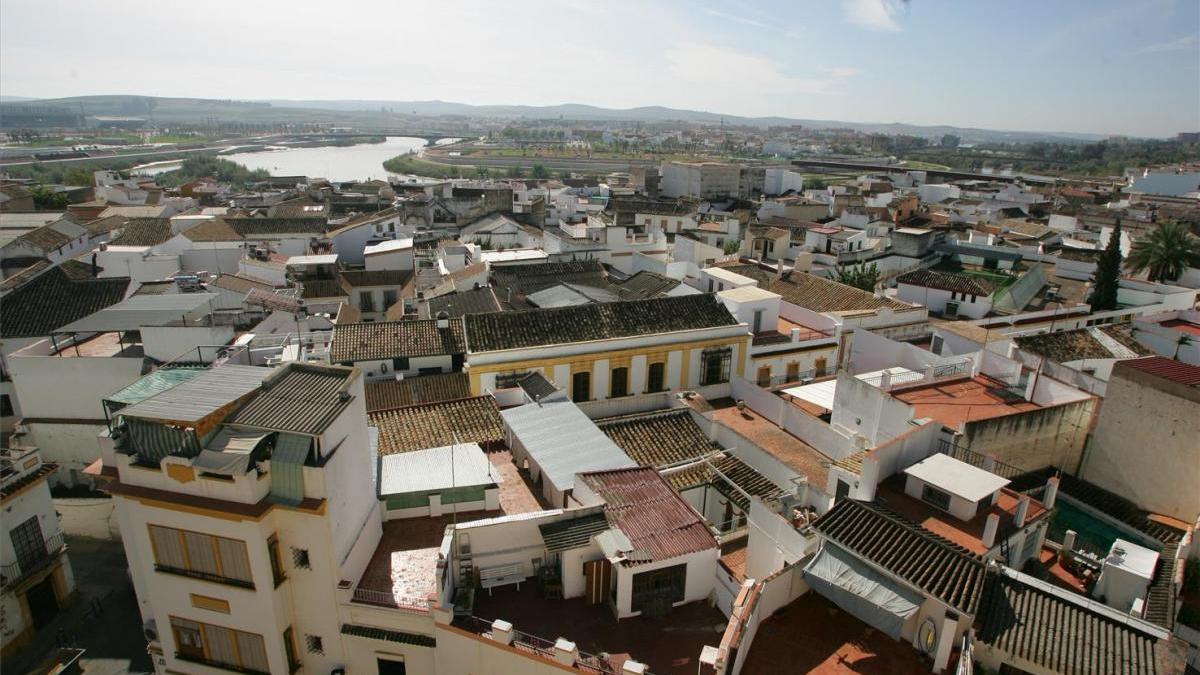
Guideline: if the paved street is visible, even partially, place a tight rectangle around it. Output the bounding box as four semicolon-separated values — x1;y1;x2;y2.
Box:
3;537;153;675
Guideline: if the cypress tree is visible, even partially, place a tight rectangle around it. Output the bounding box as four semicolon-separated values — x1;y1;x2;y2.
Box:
1089;219;1123;310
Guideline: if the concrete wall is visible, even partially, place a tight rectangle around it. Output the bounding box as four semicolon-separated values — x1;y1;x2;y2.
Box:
140;324;236;363
1081;365;1200;523
961;396;1097;473
55;497;122;541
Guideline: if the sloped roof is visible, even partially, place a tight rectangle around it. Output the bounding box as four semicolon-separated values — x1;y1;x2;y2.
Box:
182;218;244;242
425;286;500;317
370;396;504;455
1015;326;1153;363
500;399;636;494
811;498;986;615
227;217;327;236
897;269;1000;296
339;269;412;289
363;372;471;412
331;318;466;362
108;218;173;246
465;293;738;352
0;262;131;338
1116;356;1200;388
579;466;718;566
225;363;355;435
720;263;913;314
210;274;273;295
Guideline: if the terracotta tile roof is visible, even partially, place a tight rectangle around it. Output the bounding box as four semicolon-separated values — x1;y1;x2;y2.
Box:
425;286;500;318
897;269;999;296
464;294;738;352
976;573;1174;675
331;319;466;362
227;217;327;236
1015;326;1154;362
598;409;719;469
182;218;244;242
720;263;913;314
612;271;681;299
1115;356;1200;387
0;259;51;292
300;279;345;299
12;223;73;251
579;466;718;566
210;274;273;295
0;262;130;338
812;499;986;614
363;372;471;412
108;218;173;246
81;214;129;237
370;396;504;455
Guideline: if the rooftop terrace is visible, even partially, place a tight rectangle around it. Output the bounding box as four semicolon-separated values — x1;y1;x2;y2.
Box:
890;374;1040;428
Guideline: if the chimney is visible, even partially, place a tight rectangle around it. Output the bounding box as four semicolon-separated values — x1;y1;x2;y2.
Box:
490;619;514;646
554;638;578;666
622;661;648;674
1015;495;1030;528
436;310;450;330
790;327;800;342
1043;476;1059;510
982;513;1000;549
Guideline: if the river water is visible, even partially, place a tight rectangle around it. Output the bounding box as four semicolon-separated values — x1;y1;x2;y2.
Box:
219;136;432;182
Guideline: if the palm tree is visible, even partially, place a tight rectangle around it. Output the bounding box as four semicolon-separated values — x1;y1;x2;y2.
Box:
1124;221;1200;282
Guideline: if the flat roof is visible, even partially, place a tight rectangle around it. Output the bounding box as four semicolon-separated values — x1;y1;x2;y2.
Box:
1105;539;1159;579
363;238;414;256
379;443;497;496
500;400;636;494
286;253;338;265
903;453;1010;503
718;285;778;303
782;368;920;411
480;249;548;263
890;375;1041;427
704;267;756;284
56;292;219;333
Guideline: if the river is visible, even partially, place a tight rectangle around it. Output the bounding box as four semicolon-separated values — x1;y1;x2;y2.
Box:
218;136;435;182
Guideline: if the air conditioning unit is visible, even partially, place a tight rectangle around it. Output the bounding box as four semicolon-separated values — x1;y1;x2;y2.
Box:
143;619;159;643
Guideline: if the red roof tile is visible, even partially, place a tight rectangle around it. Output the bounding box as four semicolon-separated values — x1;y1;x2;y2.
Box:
1117;356;1200;387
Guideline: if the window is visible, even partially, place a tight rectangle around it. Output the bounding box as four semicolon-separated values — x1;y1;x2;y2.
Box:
610;367;628;397
572;371;591;403
835;479;851;501
631;563;686;613
148;525;253;588
382;290;398;308
10;516;46;572
921;484;952;511
930;335;944;355
392;357;410;372
284;627;301;672
495;370;529;390
291;548;310;570
700;347;732;386
267;535;286;586
359;291;375;312
170;617;269;674
786;362;800;382
305;634;324;655
752;309;763;334
756;366;772;386
707;279;714;293
646;362;666;393
0;394;13;417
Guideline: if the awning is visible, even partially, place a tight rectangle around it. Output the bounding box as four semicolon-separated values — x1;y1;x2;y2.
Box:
207;428;272;454
268;433;311;506
192;450;252;476
803;543;922;640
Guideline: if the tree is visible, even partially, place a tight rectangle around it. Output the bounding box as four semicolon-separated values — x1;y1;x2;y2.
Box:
1089;219;1123;310
531;163;549;179
830;262;881;292
507;166;525;178
29;186;69;210
63;168;95;187
940;134;960;148
1124;221;1200;282
723;240;742;255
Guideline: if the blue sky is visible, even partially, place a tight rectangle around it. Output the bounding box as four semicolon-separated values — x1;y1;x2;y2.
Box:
1;0;1197;137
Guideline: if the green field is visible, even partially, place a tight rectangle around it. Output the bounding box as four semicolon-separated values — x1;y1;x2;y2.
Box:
382;153;474;178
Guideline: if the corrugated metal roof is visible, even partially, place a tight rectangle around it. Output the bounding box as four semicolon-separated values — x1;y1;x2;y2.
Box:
105;368;202;407
500;400;636;494
1118;355;1200;387
56;292;220;333
378;443;495;496
578;466;717;566
539;512;609;553
117;365;272;423
225;363;354;435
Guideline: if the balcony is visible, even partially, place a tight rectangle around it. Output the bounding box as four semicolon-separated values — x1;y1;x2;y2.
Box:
453;615;625;674
153;564;255;590
2;531;66;589
175;652;269;675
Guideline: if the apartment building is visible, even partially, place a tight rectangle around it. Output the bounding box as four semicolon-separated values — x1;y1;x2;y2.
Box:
658;162;741;200
92;362;381;675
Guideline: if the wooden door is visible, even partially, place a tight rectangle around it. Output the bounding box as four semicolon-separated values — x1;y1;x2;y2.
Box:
583;559;612;605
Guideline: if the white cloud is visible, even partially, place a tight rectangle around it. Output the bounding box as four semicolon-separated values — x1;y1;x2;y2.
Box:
1137;34;1199;53
843;0;904;32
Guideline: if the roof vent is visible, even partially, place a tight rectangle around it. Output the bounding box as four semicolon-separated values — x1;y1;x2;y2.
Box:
338;390;351;403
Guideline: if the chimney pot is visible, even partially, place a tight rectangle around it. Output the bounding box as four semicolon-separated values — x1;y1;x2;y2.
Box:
1015;495;1030;528
1043;476;1060;510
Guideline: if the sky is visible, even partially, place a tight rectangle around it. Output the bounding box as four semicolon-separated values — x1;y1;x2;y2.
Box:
1;0;1197;137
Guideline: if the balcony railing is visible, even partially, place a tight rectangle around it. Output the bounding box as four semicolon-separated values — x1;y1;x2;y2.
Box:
937;439;1028;480
453;616;628;674
2;531;66;589
175;652;269;675
350;586;430;613
153;564;255;590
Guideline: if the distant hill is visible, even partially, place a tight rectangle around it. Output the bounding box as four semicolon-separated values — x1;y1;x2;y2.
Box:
0;94;1109;143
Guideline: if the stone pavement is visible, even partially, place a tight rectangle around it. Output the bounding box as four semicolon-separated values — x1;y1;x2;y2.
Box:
3;537;154;675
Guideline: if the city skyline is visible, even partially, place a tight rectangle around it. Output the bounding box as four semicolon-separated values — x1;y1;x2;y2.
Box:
1;0;1197;138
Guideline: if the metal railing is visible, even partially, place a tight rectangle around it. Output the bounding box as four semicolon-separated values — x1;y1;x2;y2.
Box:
453;616;629;674
2;531;66;589
350;586;431;613
937;439;1028;480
